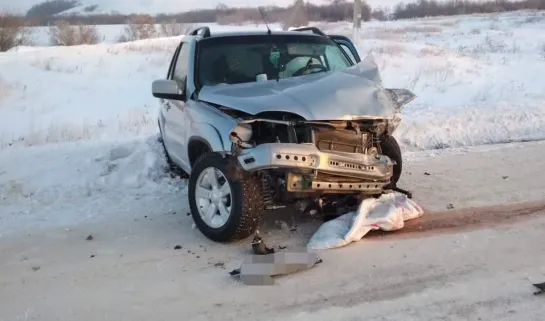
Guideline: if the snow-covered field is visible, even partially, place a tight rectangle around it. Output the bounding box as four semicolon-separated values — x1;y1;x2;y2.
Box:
2;9;545;233
1;11;545;321
8;11;545;149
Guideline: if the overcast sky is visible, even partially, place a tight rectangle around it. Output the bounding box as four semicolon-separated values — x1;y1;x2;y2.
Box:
0;0;404;15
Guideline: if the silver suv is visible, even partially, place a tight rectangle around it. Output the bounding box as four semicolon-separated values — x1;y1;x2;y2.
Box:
152;26;416;242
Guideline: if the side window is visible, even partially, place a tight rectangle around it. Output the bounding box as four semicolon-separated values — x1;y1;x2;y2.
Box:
339;44;357;65
324;46;351;71
166;44;181;78
172;43;190;90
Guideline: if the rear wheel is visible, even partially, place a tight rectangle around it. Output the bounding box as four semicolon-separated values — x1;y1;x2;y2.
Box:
188;153;264;242
380;135;402;185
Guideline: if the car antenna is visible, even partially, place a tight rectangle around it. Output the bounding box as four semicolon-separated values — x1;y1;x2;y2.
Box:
258;6;281;81
257;6;272;35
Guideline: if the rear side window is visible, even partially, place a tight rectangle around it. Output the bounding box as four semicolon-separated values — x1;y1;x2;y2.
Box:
172;43;190;90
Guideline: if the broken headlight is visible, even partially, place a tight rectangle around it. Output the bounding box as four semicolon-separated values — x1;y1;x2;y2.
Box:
229;122;254;148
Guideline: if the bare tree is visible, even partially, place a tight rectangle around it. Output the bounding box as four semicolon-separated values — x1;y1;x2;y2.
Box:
371;8;389;21
283;0;309;30
49;20;100;46
217;11;247;25
0;12;33;51
122;15;157;41
160;19;193;37
49;20;75;46
77;24;99;44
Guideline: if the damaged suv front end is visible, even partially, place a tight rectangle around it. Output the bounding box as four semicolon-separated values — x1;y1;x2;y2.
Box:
153;28;416;242
225;83;415;214
230;118;395;195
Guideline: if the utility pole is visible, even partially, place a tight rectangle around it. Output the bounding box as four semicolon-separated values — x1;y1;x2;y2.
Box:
283;0;304;31
353;0;362;46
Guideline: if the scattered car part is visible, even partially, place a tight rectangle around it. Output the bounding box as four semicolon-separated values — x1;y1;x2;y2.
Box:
251;233;275;255
533;282;545;295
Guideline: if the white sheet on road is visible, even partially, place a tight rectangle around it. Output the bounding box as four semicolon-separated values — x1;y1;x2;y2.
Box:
307;192;425;250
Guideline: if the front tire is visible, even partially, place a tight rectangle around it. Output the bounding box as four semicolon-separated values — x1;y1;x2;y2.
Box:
188;153;264;242
380;135;402;185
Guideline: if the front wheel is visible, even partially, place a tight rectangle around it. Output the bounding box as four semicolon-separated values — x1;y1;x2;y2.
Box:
188;153;264;242
380;135;402;185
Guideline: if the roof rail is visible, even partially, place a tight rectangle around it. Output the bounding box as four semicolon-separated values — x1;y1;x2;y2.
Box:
290;26;326;37
189;26;211;38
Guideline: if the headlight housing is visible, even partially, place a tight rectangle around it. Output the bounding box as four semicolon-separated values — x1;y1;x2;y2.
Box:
229;123;254;148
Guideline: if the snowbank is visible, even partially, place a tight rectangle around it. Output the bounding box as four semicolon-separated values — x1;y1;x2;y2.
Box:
0;136;187;235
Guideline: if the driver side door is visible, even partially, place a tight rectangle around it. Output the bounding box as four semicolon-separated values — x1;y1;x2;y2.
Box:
160;43;181;154
163;41;191;169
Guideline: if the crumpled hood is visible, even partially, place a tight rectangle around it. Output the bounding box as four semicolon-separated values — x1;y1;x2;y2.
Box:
198;55;400;121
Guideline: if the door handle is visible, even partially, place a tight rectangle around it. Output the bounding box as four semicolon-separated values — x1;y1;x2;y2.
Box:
165;102;171;110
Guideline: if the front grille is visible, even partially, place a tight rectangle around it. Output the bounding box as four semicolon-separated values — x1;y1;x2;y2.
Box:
313;127;366;153
328;160;376;171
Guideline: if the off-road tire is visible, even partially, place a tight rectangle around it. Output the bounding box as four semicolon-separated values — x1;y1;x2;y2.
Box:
158;121;189;179
188;152;265;243
380;135;402;185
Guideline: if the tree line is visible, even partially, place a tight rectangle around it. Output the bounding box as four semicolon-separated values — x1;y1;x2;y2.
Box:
391;0;545;20
7;0;545;27
19;0;371;26
2;0;545;52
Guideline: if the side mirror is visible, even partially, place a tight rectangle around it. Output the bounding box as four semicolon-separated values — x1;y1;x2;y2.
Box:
152;79;185;100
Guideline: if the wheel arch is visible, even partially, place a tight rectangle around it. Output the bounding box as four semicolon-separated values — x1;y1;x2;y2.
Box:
187;137;212;167
187;122;227;168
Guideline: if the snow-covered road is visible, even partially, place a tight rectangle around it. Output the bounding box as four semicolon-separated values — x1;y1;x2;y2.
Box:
1;140;545;321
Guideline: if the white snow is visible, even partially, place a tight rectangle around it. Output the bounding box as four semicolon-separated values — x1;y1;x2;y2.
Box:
1;11;545;234
349;11;545;150
1;11;545;320
0;137;187;235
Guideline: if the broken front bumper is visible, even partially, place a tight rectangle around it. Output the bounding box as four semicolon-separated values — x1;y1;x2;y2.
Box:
236;143;394;194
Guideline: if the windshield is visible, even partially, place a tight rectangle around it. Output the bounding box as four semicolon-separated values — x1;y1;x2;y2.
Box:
196;34;352;87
